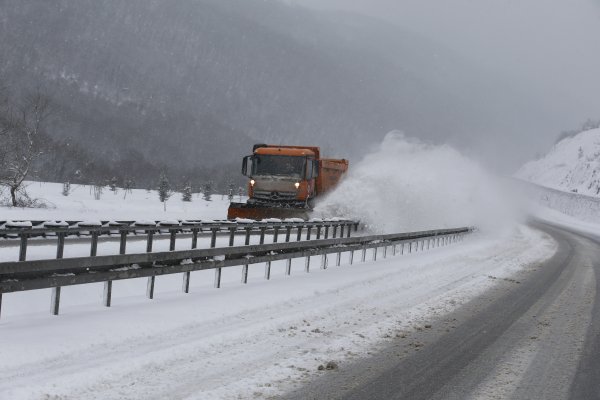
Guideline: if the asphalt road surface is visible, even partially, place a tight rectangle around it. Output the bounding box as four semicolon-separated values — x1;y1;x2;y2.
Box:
285;221;600;400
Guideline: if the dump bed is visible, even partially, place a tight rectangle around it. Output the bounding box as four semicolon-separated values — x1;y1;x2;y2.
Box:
317;159;349;195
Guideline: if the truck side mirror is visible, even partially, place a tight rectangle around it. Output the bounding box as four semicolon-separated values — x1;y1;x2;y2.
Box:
241;156;252;176
312;160;319;178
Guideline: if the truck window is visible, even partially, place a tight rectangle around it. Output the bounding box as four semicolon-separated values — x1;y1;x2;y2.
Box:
253;155;305;178
306;159;313;179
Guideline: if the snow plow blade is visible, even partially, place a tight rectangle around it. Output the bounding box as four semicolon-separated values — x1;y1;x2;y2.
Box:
227;202;310;221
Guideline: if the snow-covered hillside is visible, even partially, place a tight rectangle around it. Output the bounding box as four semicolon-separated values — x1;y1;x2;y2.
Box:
516;128;600;196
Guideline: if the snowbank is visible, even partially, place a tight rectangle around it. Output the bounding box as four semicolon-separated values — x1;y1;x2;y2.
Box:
0;181;231;221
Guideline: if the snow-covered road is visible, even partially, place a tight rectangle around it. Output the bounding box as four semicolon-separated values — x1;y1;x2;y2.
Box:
0;225;555;399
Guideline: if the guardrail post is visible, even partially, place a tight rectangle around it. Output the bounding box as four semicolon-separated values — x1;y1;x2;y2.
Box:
347;223;352;238
56;233;65;259
421;240;425;251
305;256;311;272
273;227;280;243
214;266;222;288
392;243;397;256
229;227;236;246
242;264;249;284
211;228;218;248
19;234;28;261
296;226;302;241
245;227;252;245
383;245;387;259
183;270;190;293
213;230;222;287
372;247;377;261
285;226;292;242
182;222;195;292
336;252;341;266
316;226;322;239
192;228;199;249
354;223;359;232
324;226;330;239
350;250;354;265
169;230;177;251
259;227;266;245
90;232;98;256
147;276;155;299
119;231;127;254
401;243;405;255
361;245;367;262
409;242;412;253
146;230;154;252
49;232;67;315
321;254;328;269
286;259;292;275
333;225;338;239
103;281;112;307
339;224;345;238
265;261;272;280
306;226;311;240
51;286;61;316
104;230;124;308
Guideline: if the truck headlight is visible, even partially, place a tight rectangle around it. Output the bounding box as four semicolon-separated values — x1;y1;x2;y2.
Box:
250;179;255;186
295;182;300;189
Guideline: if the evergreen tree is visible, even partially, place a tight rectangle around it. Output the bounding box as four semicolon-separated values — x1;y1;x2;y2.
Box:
202;181;214;202
158;172;171;210
182;182;192;202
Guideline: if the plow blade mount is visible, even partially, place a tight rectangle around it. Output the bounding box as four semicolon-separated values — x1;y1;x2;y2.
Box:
227;202;310;221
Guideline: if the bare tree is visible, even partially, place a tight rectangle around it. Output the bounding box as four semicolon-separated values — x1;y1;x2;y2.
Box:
0;90;51;206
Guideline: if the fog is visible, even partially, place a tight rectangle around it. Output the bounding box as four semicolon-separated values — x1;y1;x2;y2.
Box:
1;0;598;187
296;0;600;170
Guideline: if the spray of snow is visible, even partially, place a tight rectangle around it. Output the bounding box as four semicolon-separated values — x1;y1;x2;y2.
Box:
315;132;522;233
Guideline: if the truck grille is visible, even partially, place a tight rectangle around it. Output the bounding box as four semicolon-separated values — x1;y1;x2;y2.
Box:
253;190;297;201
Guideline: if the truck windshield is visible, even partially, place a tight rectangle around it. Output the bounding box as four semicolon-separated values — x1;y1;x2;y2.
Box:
253;155;305;178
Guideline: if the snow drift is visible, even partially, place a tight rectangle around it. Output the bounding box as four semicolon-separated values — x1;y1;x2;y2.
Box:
315;132;520;233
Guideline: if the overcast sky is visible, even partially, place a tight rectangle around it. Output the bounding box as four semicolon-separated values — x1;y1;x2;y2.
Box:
294;0;600;167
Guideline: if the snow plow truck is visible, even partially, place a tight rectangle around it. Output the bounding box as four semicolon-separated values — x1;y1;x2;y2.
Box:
227;144;349;220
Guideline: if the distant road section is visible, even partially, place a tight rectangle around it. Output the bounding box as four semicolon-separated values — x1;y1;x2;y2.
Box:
286;221;600;400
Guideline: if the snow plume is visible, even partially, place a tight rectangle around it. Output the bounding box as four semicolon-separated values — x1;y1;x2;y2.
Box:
315;132;521;233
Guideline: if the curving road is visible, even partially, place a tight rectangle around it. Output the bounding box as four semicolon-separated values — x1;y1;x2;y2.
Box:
285;221;600;400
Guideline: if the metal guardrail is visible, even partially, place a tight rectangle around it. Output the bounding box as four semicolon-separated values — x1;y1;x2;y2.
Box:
0;226;472;318
0;219;359;262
